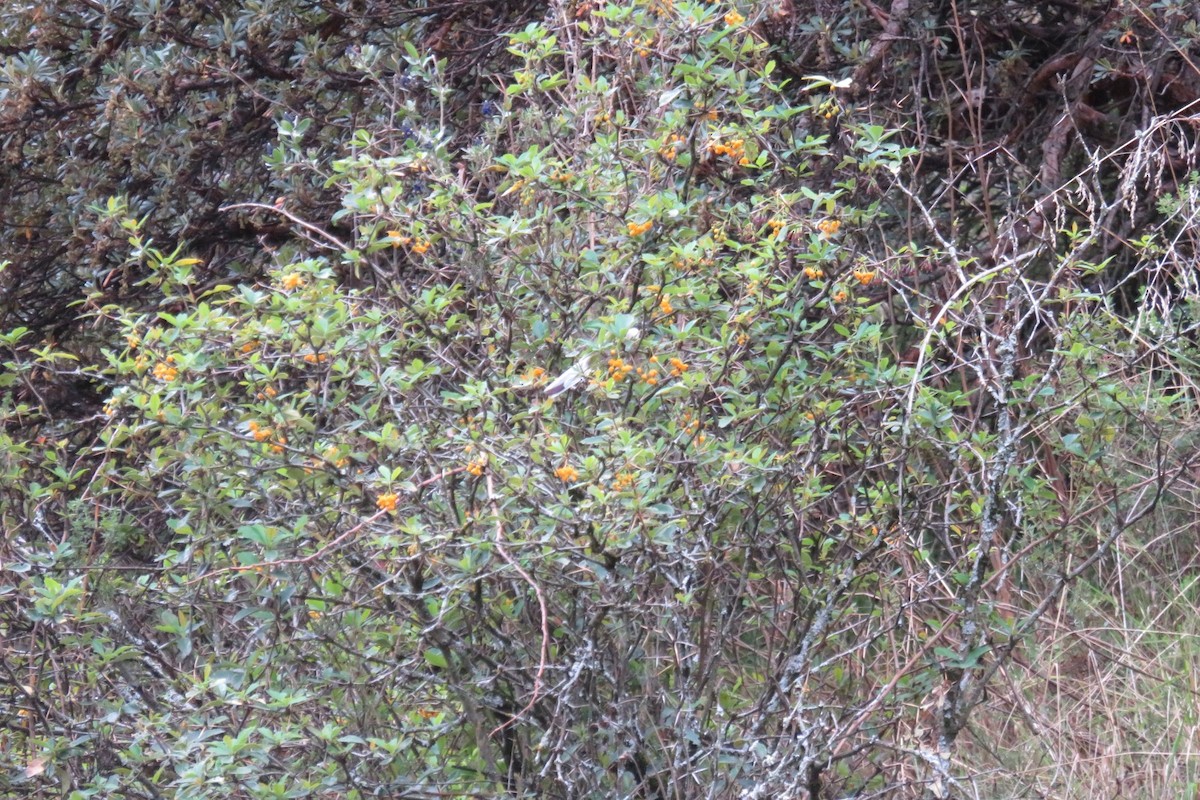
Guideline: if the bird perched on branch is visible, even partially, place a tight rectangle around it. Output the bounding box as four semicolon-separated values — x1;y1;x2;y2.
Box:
543;355;592;398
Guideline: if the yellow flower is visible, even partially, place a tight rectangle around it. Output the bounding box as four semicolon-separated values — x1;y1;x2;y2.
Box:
853;270;876;286
280;272;306;291
554;465;579;483
725;9;745;26
376;492;399;512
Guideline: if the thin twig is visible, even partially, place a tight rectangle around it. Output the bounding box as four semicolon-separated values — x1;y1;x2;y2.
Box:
486;471;550;736
186;467;465;584
220;202;351;253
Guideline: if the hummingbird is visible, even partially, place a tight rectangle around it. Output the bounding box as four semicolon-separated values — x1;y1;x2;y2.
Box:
540;326;639;400
543;355;592;398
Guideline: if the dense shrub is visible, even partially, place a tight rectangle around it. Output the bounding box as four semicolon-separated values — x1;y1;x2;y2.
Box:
6;2;1200;799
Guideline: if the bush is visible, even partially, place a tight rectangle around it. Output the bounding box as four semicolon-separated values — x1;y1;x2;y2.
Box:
6;2;1200;799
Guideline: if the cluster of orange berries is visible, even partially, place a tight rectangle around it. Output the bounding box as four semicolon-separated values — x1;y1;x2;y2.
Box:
152;361;178;382
627;219;654;236
465;449;487;476
255;385;278;401
659;296;674;315
804;266;825;280
681;410;708;444
817;218;841;238
708;137;749;166
324;446;350;469
388;231;431;254
659;133;685;160
725;9;745;26
608;355;634;381
852;269;876;286
611;471;637;492
767;219;785;238
607;352;687;385
247;420;274;442
247;420;287;453
554;464;579;483
672;256;713;272
376;492;399;512
302;351;329;364
631;33;656;58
